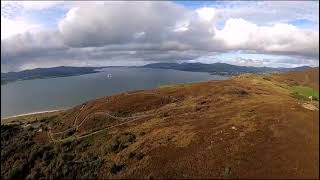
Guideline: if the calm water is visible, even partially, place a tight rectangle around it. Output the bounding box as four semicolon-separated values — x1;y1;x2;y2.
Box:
1;67;227;118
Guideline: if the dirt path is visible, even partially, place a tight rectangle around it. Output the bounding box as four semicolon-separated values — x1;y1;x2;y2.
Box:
48;91;174;143
49;111;152;143
56;114;152;143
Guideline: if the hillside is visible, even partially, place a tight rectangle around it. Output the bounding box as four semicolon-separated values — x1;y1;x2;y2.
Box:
1;68;319;179
271;67;319;91
1;66;101;85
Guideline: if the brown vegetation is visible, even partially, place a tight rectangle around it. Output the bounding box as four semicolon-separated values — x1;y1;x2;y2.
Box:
1;68;319;179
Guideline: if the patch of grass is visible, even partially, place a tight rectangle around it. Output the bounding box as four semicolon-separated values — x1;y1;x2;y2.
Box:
290;85;319;101
159;82;193;89
159;84;180;89
290;92;308;101
60;136;77;143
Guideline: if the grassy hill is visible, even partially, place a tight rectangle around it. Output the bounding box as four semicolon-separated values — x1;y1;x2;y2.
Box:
1;68;319;179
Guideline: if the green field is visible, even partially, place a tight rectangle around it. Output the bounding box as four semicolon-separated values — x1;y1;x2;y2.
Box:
290;85;319;101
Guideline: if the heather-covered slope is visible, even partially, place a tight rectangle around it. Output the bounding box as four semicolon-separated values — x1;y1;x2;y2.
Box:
1;68;319;179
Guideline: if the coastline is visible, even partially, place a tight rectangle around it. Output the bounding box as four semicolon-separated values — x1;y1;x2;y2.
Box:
1;109;66;120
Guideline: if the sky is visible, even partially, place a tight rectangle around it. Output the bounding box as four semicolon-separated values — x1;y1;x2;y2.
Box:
1;1;319;72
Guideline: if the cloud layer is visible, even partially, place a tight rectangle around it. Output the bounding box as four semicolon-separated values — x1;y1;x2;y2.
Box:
1;1;319;72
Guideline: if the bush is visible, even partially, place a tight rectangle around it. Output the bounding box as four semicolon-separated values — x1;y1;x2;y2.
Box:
42;151;54;162
8;166;24;180
139;132;146;136
1;124;104;179
106;133;136;153
26;168;41;180
135;153;144;160
128;152;144;160
110;164;125;174
262;77;271;81
29;146;45;162
128;152;136;159
1;125;19;141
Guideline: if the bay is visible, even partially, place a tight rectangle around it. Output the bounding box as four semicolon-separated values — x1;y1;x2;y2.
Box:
1;67;227;118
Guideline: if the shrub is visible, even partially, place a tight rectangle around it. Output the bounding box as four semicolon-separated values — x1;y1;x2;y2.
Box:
262;77;271;81
106;133;136;154
2;124;104;179
110;163;125;174
42;151;54;162
139;132;146;136
129;152;136;159
8;167;23;179
135;153;144;160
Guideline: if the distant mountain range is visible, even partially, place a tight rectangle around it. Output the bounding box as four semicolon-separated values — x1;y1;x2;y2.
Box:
1;66;100;85
1;63;312;85
142;62;311;75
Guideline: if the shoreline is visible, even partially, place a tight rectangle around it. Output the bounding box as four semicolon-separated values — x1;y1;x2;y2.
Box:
1;109;66;120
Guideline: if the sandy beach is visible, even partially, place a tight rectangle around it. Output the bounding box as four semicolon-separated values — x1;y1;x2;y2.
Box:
1;109;66;120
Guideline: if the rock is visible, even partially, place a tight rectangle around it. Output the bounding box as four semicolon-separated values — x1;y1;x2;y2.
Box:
239;132;245;137
231;126;237;130
302;103;319;111
224;167;231;176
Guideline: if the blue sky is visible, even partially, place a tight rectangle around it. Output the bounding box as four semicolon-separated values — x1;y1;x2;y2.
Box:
289;19;317;29
1;1;319;71
23;7;68;30
174;1;218;9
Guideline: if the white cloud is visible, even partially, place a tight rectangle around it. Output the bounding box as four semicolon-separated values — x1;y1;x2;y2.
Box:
1;16;43;39
196;7;219;23
58;1;192;47
1;1;66;11
234;57;265;67
215;18;258;47
1;1;319;71
215;18;319;58
1;1;60;39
